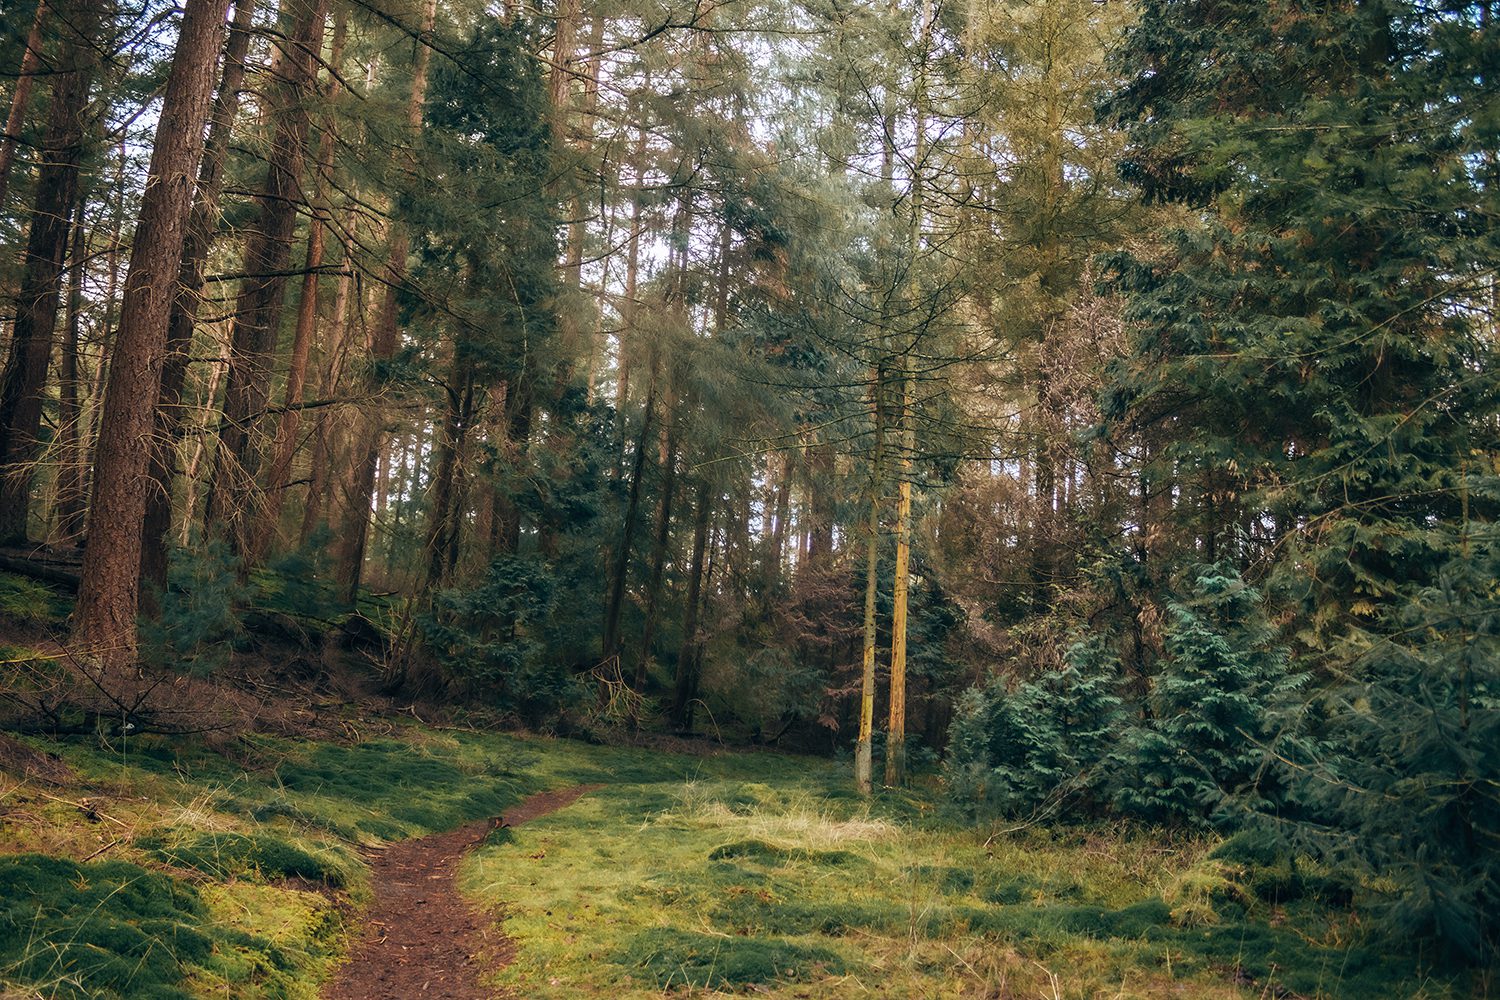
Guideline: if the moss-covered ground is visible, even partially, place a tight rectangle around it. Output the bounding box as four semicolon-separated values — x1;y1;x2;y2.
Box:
0;723;1478;998
466;758;1477;999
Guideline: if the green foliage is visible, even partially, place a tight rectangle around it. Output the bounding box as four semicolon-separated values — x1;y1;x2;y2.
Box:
254;530;341;623
945;637;1124;818
613;927;846;990
140;539;246;676
1110;566;1300;825
0;573;68;627
1276;542;1500;963
1102;0;1498;631
419;556;581;726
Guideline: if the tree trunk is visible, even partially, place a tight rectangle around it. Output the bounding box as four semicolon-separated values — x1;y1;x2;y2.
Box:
0;0;49;213
490;384;531;558
205;0;328;560
885;375;913;788
855;372;884;794
140;0;259;607
0;0;102;544
72;0;235;668
54;213;88;542
670;478;712;732
338;0;437;603
885;0;932;789
255;9;346;562
424;357;474;591
635;418;678;689
602;368;655;661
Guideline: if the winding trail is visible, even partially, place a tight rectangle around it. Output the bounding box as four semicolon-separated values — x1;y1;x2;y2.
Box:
321;784;598;1000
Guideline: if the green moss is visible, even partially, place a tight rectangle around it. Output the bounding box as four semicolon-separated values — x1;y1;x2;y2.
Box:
706;838;868;870
712;891;903;936
0;856;213;999
141;830;355;887
614;928;846;989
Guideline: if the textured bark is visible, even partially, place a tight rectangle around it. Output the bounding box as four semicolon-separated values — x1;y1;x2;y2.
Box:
296;260;351;544
73;0;235;667
0;0;102;544
338;0;437;602
0;0;48;212
424;357;474;591
140;0;259;608
885;376;913;788
489;386;531;559
205;0;328;558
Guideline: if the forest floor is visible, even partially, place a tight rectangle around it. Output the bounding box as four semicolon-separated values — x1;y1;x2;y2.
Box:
0;715;1480;999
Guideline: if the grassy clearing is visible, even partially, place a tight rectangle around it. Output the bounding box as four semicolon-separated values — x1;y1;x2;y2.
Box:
465;760;1472;999
0;720;1478;998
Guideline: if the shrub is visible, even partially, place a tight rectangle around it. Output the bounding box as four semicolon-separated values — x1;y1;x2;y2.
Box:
1109;565;1301;826
945;638;1123;818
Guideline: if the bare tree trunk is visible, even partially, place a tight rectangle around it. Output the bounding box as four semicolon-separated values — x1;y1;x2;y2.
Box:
670;479;712;732
635;418;677;689
140;0;259;608
297;259;352;544
338;0;437;603
885;374;913;787
490;384;531;559
614;127;647;435
855;373;884;794
255;9;346;561
73;0;235;668
205;0;328;559
54;213;88;542
0;0;48;213
884;0;933;789
0;0;103;544
602;368;655;661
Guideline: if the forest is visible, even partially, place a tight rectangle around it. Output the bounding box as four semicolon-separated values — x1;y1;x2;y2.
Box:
0;0;1495;996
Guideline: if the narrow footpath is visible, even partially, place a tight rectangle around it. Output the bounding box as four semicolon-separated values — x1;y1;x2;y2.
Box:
321;784;597;1000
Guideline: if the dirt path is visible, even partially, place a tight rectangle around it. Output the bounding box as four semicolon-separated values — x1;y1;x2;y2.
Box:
321;784;598;1000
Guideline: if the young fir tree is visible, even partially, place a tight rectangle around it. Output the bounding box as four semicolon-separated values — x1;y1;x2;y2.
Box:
1110;565;1298;825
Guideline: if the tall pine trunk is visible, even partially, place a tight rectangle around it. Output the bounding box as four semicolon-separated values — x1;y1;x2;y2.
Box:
0;0;49;213
338;0;437;602
54;214;88;542
140;0;258;608
73;0;235;668
635;418;677;689
205;0;328;559
255;9;346;562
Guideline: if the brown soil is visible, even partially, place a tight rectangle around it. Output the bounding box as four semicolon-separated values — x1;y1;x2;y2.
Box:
321;784;599;1000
